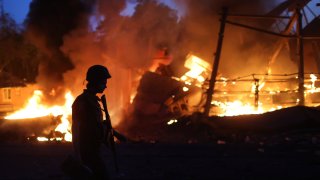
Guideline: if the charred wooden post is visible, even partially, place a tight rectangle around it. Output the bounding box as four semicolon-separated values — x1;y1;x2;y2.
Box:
297;6;305;106
254;78;260;109
203;7;228;118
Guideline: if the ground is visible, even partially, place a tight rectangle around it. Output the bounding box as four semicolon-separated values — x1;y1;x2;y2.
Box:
1;106;320;179
0;140;320;179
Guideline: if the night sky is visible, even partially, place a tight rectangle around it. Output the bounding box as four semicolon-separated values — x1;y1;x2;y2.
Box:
4;0;183;24
3;0;32;24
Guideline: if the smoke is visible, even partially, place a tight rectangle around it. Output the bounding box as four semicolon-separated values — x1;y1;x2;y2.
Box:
61;0;180;123
24;0;300;122
171;0;294;77
24;0;96;99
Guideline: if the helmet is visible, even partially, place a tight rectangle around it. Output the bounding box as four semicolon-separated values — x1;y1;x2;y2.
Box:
86;65;111;82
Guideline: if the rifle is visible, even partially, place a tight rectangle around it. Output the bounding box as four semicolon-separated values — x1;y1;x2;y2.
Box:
100;94;122;173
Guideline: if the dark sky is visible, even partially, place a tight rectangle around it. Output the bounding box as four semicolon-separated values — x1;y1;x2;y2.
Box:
4;0;183;24
3;0;32;24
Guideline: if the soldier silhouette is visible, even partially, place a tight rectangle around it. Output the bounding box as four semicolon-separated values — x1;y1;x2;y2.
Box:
71;65;111;179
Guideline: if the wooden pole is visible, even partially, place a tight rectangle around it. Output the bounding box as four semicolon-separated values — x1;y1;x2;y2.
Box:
297;7;305;106
203;7;228;117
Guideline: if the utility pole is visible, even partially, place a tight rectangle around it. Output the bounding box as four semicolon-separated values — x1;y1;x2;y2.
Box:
297;6;305;106
203;7;228;118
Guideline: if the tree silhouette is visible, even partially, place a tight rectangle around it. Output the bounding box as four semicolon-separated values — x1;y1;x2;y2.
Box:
0;12;40;84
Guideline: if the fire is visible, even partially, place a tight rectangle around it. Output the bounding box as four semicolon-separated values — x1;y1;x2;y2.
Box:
54;92;73;142
5;90;49;119
167;119;178;125
305;74;320;93
209;73;320;116
212;100;264;116
211;100;283;117
180;54;211;86
175;54;320;117
5;90;74;142
37;137;49;142
182;86;189;92
251;81;265;93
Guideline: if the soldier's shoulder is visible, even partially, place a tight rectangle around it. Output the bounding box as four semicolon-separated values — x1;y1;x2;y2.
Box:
72;93;88;106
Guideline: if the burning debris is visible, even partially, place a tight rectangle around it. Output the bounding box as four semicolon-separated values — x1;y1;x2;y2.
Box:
1;0;320;144
123;1;320;143
133;52;320;118
2;2;320;179
2;90;74;142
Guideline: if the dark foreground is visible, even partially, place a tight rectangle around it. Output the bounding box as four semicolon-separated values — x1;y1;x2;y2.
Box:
1;106;320;179
0;141;320;180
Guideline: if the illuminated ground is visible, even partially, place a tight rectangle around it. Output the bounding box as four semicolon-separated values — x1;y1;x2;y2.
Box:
1;106;320;179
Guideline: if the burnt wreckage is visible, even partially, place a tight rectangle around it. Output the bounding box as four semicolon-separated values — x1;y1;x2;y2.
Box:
133;0;320;119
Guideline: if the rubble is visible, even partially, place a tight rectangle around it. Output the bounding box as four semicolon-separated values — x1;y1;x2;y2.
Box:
0;116;62;142
125;105;320;147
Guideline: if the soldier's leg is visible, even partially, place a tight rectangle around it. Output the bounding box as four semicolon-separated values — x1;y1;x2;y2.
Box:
81;148;109;180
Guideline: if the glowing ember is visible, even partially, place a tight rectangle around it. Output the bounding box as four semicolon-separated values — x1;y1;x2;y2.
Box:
5;90;74;142
182;87;189;92
37;137;49;142
167;119;178;125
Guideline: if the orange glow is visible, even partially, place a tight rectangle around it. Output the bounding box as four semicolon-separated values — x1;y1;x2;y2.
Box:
176;54;320;117
5;90;74;142
211;100;283;117
305;74;320;93
179;54;211;85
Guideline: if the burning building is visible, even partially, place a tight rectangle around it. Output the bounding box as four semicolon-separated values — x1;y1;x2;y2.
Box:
130;0;320;126
1;0;320;142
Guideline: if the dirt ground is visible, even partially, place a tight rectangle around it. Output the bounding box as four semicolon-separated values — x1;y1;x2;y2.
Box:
1;106;320;179
0;140;320;180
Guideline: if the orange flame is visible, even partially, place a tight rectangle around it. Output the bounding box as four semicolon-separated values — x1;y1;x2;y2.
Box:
305;74;319;93
176;54;320;117
180;54;211;86
211;100;283;117
5;90;74;142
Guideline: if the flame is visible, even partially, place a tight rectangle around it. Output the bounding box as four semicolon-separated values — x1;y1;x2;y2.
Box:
37;137;49;142
305;74;320;93
179;54;211;85
212;100;265;116
5;90;49;119
251;81;265;93
5;90;74;142
182;86;189;92
212;99;287;117
310;74;317;87
211;73;320;116
54;92;73;142
130;91;137;104
177;56;320;117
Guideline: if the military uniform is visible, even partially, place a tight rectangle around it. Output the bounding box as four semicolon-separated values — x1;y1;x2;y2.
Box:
72;89;108;179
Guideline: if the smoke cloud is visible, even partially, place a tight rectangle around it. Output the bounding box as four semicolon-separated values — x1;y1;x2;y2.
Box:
61;0;181;123
24;0;306;122
24;0;96;100
171;0;295;77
